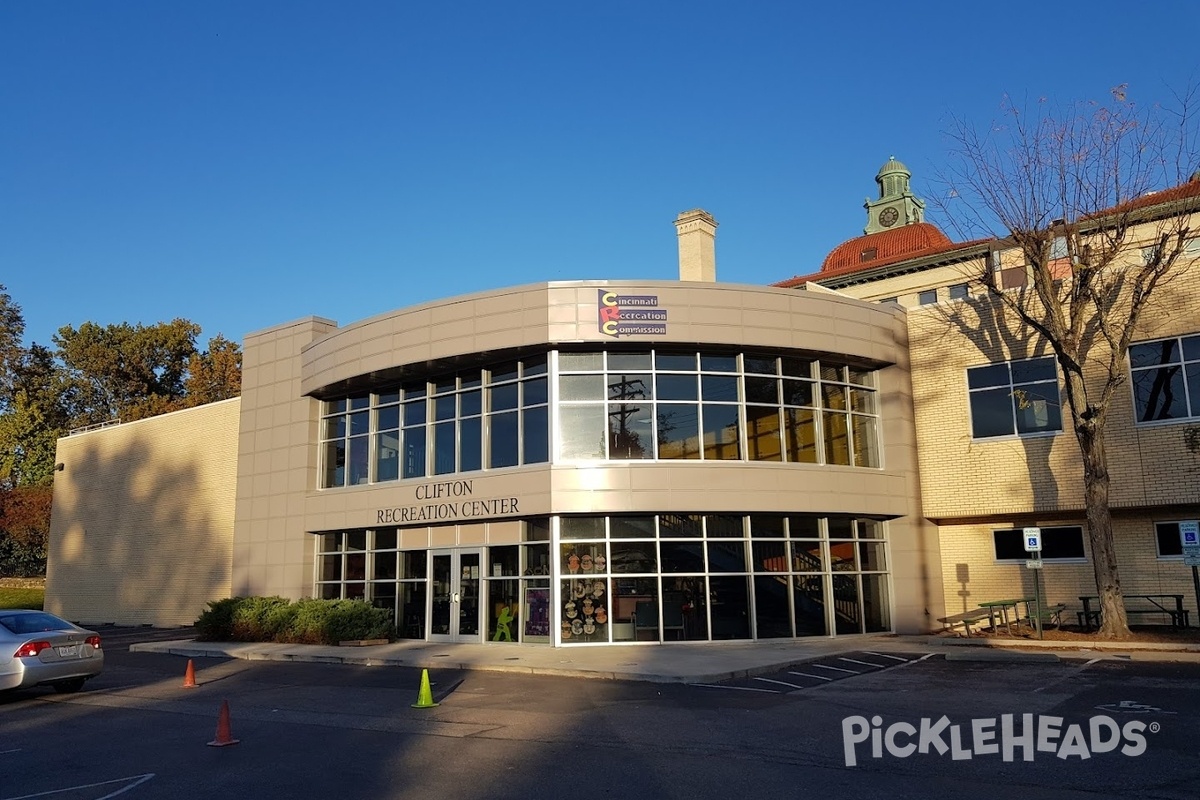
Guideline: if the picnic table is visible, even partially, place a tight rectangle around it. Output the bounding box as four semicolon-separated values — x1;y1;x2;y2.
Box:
977;597;1035;635
1078;595;1189;630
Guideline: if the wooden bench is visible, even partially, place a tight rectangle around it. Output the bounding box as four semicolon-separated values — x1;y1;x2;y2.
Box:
936;609;991;637
1078;607;1190;629
1028;603;1067;627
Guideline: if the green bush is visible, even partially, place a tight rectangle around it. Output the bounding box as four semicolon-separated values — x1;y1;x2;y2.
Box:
194;596;394;645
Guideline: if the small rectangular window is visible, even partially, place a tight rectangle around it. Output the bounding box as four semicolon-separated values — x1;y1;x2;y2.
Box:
967;356;1062;439
1156;522;1183;557
949;283;968;300
1050;236;1068;260
994;526;1085;561
918;289;937;305
878;297;898;305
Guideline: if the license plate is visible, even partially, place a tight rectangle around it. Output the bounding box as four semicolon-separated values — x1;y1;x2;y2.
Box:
57;645;79;657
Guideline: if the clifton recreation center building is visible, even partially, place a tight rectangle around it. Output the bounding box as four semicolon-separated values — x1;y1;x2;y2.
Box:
44;160;1200;646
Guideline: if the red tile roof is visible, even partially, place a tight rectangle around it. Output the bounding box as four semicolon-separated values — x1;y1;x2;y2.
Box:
1091;175;1200;216
773;223;970;288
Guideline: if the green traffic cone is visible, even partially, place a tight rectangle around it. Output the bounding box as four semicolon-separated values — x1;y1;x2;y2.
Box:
412;668;439;708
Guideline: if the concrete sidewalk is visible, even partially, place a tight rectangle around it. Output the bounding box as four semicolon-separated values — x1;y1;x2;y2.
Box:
130;632;1200;683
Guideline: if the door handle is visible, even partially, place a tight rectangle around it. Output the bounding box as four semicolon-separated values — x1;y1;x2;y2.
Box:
452;592;461;603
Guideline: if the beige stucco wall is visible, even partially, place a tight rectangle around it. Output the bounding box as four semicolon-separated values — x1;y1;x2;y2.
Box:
45;399;240;626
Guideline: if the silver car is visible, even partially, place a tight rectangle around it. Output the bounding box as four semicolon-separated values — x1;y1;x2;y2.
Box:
0;610;104;693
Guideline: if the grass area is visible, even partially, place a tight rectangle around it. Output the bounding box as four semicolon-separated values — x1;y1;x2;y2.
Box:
0;587;44;610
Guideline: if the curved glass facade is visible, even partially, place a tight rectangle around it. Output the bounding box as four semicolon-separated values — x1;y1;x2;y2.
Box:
318;349;881;488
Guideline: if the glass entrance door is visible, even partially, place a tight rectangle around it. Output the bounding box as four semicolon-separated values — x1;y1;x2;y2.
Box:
429;549;482;642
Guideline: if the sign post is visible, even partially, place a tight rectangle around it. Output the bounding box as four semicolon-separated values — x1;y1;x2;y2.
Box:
1179;521;1200;619
1024;527;1043;640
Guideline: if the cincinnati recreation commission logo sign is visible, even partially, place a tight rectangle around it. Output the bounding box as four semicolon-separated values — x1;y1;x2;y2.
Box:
598;290;668;337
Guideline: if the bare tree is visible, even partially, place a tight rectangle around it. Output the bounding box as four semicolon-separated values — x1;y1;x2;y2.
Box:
936;86;1200;639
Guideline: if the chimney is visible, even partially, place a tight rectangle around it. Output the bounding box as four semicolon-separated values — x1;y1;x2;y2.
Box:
674;209;718;282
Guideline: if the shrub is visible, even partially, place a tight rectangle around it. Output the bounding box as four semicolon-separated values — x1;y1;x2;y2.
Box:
231;595;295;640
195;596;395;645
321;600;395;644
195;597;242;641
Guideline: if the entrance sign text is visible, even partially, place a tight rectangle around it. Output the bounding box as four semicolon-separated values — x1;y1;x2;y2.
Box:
378;479;520;523
598;290;668;336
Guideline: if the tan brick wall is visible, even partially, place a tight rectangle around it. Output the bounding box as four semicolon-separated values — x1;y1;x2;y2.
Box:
45;399;241;626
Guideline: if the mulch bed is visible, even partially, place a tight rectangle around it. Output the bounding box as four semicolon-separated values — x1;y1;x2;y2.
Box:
941;625;1200;644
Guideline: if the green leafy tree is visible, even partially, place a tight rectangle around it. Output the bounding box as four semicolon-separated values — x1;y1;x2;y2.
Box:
185;334;242;406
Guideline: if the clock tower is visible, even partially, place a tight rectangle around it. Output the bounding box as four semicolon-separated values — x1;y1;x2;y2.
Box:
863;156;925;235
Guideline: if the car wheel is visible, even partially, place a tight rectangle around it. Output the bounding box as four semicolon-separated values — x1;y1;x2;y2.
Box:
52;678;87;694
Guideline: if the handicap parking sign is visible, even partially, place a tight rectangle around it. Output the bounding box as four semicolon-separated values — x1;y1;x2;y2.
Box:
1181;521;1200;547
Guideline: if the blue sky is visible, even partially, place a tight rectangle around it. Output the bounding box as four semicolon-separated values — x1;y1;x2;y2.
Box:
3;2;1198;348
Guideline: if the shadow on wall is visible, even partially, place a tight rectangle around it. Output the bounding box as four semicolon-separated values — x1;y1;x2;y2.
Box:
47;434;233;627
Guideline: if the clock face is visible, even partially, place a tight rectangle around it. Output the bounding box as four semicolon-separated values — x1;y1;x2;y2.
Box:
878;207;899;228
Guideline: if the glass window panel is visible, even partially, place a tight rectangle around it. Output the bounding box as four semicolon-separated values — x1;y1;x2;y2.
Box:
744;376;779;404
857;541;888;571
967;363;1011;390
1011;357;1056;384
326;399;347;414
701;404;741;460
561;516;606;540
523;377;548;406
670;577;708;641
318;583;341;600
491;362;519;383
608;374;651;402
346;531;366;551
850;388;877;414
319;532;341;552
833;574;862;634
848;368;873;387
402;427;426;478
708;576;750;639
783;408;818;463
613;577;659;642
655;352;697;371
745;404;783;461
345;553;366;581
324;415;346;439
1130;339;1180;368
403;399;426;427
608;352;651;371
558;352;603;372
378;391;400;405
348;436;370;485
374;529;397;550
829;540;857;570
434;395;455;421
459;389;482;417
608;402;654;459
790;540;824;572
609;541;658;573
522;357;547;376
820;364;845;382
856;519;884;540
852;414;880;468
1134;366;1188;422
375;433;399;482
459;417;482;472
700;354;737;372
970;387;1016;438
401;382;426;399
754;575;793;638
610;516;656;539
1189;364;1200;417
524;519;551;542
318;554;342;581
659;513;702;538
522;406;549;463
488;545;521;577
398;581;427;638
828;517;854;539
401;551;427;579
788;515;822;539
781;357;813;378
560;375;606;401
821;384;847;410
522;542;550;575
705;515;743;538
350;396;370;410
489;410;519;468
433;421;456;475
459;371;482;389
657;403;701;459
701;375;739;402
1013;383;1062;434
323;440;346;487
707;541;746;572
373;551;397;580
782;379;813;407
1184;336;1200;360
862;573;890;632
749;515;786;538
792;574;828;636
753;541;789;572
490;383;519;411
434;377;456;395
376;405;399;431
656;374;698;401
744;355;777;375
660;541;705;572
558;404;606;459
823;411;851;465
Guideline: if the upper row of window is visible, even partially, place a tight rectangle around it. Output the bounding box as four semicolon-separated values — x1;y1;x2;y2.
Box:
968;333;1200;440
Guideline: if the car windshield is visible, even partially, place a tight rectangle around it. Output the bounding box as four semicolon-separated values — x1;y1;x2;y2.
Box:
0;612;72;635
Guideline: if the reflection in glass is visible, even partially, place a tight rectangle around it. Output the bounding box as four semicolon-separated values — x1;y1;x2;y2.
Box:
754;574;793;638
709;576;750;639
833;574;861;634
658;403;700;459
793;574;828;636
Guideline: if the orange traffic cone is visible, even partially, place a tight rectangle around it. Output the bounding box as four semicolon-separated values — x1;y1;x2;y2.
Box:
207;699;240;747
411;668;439;708
182;659;198;688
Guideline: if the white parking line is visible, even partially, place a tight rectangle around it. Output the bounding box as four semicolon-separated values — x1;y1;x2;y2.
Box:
809;663;859;674
753;677;807;690
688;683;779;693
864;652;909;662
840;657;887;668
0;749;21;755
788;671;833;681
3;773;155;800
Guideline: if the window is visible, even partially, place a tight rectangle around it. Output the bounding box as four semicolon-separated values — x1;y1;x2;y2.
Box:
967;356;1062;439
918;289;937;305
1141;243;1162;265
948;283;968;300
1050;236;1068;260
1129;334;1200;423
860;247;878;262
993;526;1085;561
1155;522;1185;558
878;297;898;305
